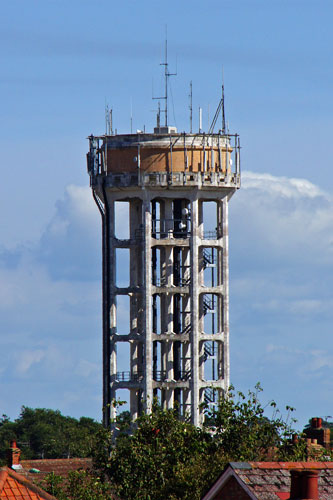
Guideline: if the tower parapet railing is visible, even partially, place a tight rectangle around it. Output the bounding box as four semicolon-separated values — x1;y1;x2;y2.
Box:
87;132;241;190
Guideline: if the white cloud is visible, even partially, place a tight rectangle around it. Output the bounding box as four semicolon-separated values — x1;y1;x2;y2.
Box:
231;170;333;264
75;359;99;377
15;349;45;374
0;172;332;427
242;171;324;199
229;170;333;427
38;185;101;281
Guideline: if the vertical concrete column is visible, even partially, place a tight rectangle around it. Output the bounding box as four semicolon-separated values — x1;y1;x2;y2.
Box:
216;340;222;380
161;341;166;375
222;197;230;390
166;339;174;378
198;339;205;381
164;198;173;236
183;388;191;419
129;200;140;420
144;195;153;413
217;247;222;287
130;341;138;377
190;197;200;426
107;196;117;423
183;342;191;376
130;390;138;421
130;200;142;334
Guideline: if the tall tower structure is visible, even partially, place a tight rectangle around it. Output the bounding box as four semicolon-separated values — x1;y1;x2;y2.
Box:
87;122;240;428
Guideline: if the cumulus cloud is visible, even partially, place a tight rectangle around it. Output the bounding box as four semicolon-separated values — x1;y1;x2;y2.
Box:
38;185;101;281
0;172;332;426
15;349;45;374
229;171;333;425
231;171;333;265
0;185;102;419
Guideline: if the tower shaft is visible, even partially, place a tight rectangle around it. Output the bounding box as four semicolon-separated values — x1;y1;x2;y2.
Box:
87;131;240;427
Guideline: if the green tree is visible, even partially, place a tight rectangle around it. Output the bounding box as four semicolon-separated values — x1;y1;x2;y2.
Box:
205;383;302;461
39;470;115;500
97;404;217;500
0;407;102;461
93;385;306;500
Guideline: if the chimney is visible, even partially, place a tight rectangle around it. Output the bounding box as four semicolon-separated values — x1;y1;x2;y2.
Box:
311;417;322;429
304;417;330;450
6;441;21;469
290;469;319;500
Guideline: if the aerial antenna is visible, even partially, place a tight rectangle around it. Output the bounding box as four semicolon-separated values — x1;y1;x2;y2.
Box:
157;101;161;128
153;28;177;127
189;81;193;133
208;72;227;135
221;67;226;134
105;101;112;135
130;97;133;134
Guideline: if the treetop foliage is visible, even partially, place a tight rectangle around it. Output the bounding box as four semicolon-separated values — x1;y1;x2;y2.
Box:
91;384;310;500
0;406;102;462
1;385;325;500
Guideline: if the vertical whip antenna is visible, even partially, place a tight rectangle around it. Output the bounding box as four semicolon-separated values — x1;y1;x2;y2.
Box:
157;101;161;128
153;28;177;127
208;72;227;135
105;101;112;135
189;81;193;133
221;69;226;134
105;101;109;135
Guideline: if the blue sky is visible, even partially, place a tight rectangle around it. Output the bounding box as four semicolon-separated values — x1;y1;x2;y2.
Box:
1;0;333;429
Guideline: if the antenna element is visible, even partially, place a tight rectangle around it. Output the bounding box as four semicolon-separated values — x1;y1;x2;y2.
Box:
153;33;177;127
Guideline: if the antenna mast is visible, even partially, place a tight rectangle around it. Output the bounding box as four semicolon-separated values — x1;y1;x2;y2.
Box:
105;102;112;135
221;82;226;134
208;76;227;135
153;32;177;127
189;81;193;133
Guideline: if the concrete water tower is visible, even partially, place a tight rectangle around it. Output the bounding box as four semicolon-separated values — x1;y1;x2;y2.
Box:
87;93;240;428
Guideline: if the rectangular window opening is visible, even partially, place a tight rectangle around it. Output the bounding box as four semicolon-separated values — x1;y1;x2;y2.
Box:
116;295;130;335
202;201;218;239
115;201;129;239
116;248;130;287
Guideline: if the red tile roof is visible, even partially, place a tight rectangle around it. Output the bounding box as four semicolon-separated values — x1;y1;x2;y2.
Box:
20;458;92;481
202;461;333;500
0;467;56;500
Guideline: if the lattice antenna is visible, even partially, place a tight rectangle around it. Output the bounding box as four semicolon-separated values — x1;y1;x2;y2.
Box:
153;30;177;127
105;101;112;135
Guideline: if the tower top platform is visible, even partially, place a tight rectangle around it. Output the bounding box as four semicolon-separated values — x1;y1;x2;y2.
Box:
87;131;240;191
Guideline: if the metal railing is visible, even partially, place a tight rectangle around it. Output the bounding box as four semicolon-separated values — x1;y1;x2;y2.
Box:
153;277;167;287
203;229;222;240
151;218;191;239
203;296;216;315
204;343;217;359
204;388;220;405
115;371;143;382
153;370;168;381
203;248;216;268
